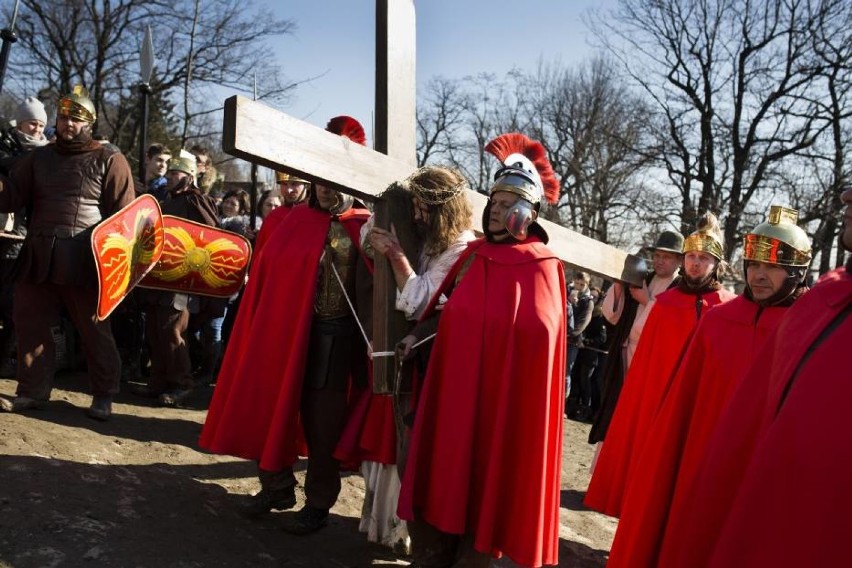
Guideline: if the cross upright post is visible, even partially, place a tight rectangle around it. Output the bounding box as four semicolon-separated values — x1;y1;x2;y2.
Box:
371;0;418;392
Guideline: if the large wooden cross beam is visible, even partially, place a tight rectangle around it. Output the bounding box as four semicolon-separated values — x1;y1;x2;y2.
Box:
222;95;646;286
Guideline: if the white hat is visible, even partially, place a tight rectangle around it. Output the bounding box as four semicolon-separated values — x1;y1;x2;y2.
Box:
15;96;47;125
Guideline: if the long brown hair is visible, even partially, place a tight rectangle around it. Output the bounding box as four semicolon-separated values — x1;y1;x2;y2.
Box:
406;165;473;255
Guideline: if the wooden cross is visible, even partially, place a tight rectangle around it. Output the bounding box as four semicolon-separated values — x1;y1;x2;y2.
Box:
222;1;645;388
222;95;647;284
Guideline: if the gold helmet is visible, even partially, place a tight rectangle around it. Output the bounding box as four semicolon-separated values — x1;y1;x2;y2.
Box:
743;205;811;267
57;85;97;123
275;171;309;184
167;149;198;178
683;212;725;260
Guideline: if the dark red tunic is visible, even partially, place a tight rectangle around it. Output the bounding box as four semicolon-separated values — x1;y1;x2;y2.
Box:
333;378;396;464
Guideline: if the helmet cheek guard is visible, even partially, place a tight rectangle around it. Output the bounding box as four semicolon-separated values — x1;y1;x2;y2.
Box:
329;191;354;215
504;199;538;240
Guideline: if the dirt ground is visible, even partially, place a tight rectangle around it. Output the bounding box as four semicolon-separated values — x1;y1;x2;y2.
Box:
0;372;615;568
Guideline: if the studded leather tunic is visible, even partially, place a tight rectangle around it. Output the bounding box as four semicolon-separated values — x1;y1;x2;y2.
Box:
314;220;358;320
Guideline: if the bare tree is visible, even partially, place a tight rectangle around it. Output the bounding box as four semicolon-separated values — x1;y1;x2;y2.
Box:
589;0;837;258
520;57;658;247
5;0;296;163
416;77;468;167
418;73;517;193
414;63;658;248
800;0;852;272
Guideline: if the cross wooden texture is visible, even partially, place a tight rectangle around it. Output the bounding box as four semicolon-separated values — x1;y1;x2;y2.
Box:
222;94;647;286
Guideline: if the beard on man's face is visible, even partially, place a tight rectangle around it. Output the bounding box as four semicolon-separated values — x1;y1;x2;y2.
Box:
414;218;431;239
59;123;92;142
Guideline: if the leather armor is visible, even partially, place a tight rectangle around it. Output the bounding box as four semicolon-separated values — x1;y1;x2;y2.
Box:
16;146;123;286
314;220;357;320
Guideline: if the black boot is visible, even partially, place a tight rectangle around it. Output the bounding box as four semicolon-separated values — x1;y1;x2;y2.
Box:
280;506;329;535
240;487;297;518
86;396;112;421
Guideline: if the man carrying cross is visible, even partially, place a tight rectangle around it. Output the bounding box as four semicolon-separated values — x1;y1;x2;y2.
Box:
199;116;374;536
333;164;476;550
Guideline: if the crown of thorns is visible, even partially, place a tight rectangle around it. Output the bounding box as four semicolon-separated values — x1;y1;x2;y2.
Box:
402;166;469;205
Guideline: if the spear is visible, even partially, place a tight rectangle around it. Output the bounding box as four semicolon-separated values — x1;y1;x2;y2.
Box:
0;0;21;95
137;25;155;183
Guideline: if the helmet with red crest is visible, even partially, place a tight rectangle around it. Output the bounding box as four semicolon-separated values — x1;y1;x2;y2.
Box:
483;133;559;241
309;116;367;214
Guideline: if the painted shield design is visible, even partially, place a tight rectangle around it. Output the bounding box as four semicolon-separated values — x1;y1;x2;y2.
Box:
138;216;252;298
92;194;165;320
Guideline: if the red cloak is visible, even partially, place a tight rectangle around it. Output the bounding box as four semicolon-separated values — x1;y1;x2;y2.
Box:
333;379;397;464
606;296;789;568
253;202;304;256
397;237;566;568
659;267;851;568
198;204;369;471
583;286;735;517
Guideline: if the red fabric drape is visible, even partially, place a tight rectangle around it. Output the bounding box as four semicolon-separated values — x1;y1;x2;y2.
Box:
199;205;368;471
583;286;735;517
398;237;566;568
660;267;851;568
607;296;788;567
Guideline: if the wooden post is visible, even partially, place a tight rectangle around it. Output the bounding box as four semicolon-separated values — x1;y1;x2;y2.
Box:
372;0;418;393
375;0;416;164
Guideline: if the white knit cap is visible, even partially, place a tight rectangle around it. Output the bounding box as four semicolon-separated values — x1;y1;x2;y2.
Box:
15;96;48;125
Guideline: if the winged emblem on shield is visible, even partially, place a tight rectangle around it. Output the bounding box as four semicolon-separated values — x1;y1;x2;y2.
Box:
138;216;252;298
91;194;165;320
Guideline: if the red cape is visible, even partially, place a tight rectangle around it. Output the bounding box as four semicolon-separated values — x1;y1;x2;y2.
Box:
659;267;851;568
333;379;397;465
583;286;735;517
607;296;789;568
398;237;566;568
253;202;304;256
198;205;369;471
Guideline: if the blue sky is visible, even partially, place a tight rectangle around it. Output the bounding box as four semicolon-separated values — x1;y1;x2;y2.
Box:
268;1;613;134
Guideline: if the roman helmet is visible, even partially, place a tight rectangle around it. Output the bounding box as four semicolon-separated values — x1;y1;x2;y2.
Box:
167;149;198;178
743;205;812;267
57;85;97;123
310;115;367;214
275;171;310;185
742;205;812;305
682;213;725;260
483;133;560;242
